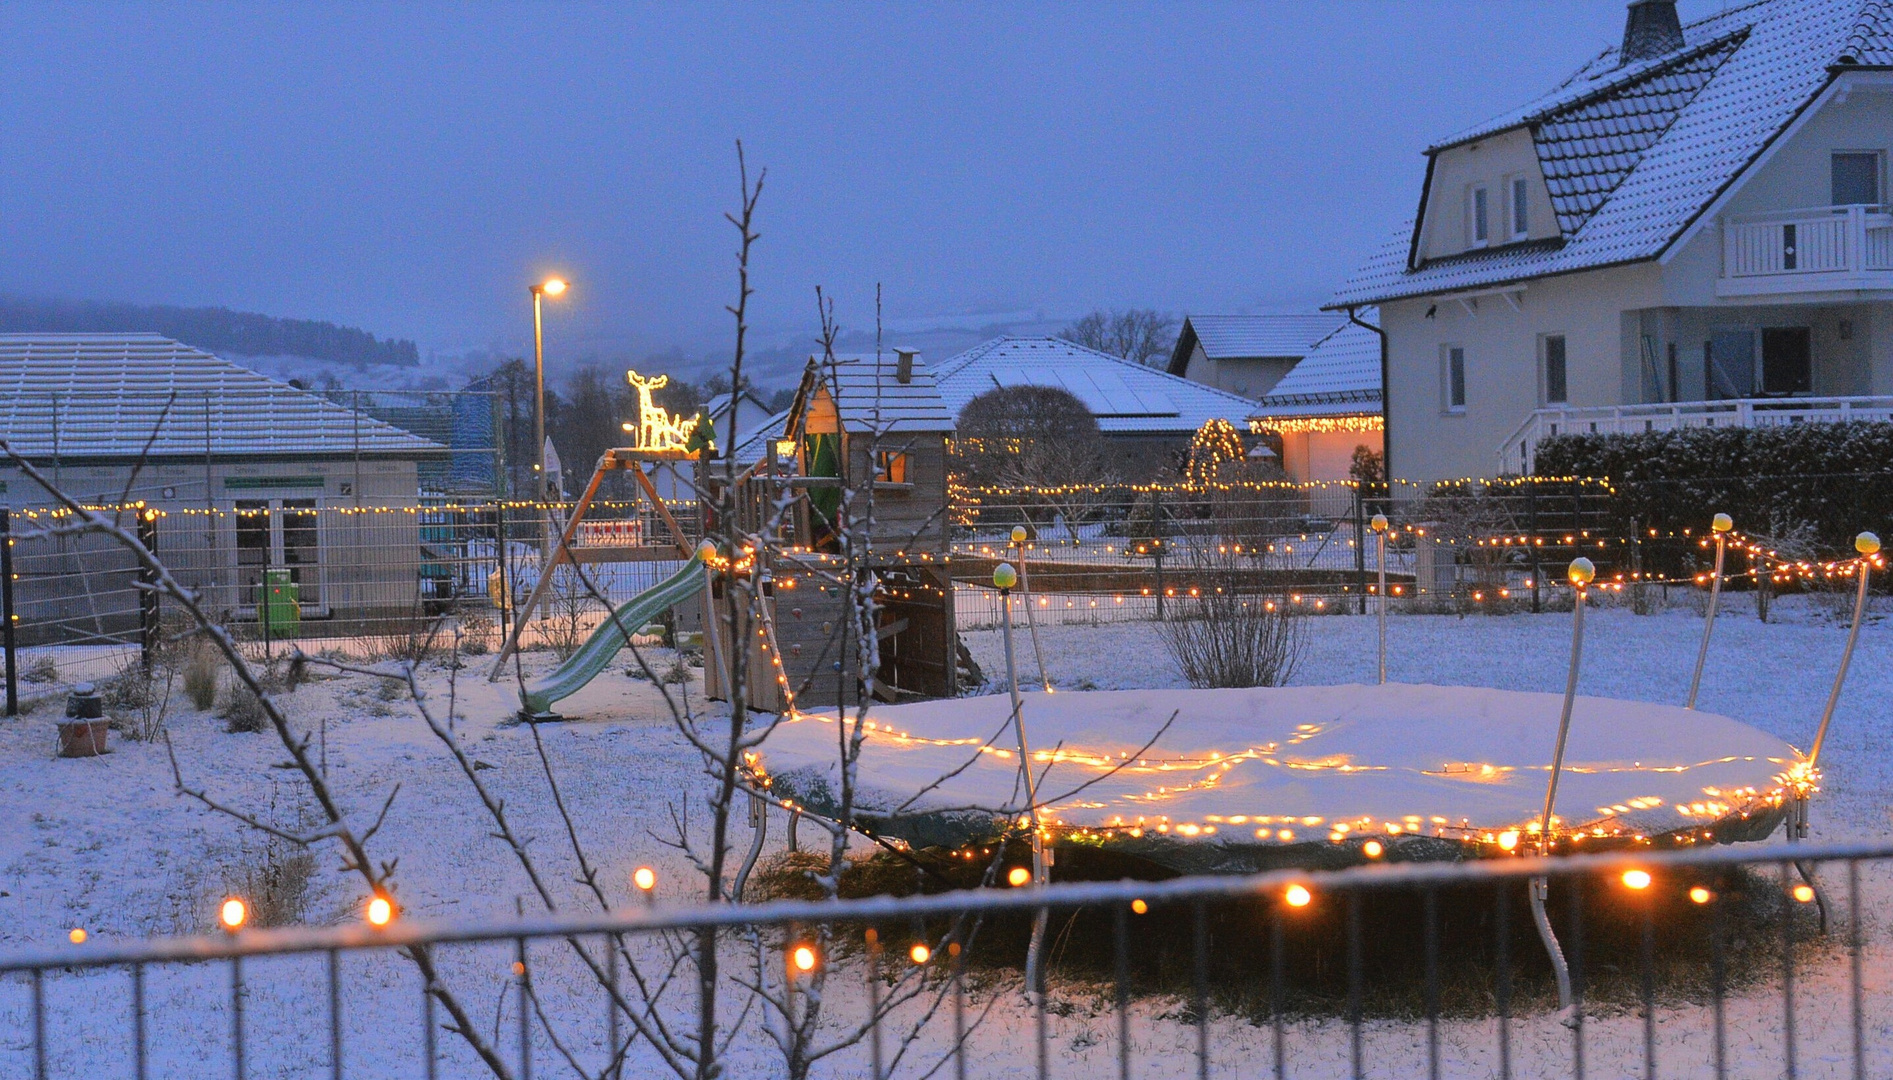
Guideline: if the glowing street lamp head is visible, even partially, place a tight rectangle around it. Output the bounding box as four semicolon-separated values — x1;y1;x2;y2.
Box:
1621;869;1652;891
1568;557;1596;587
633;867;657;892
1010;525;1028;544
992;563;1018;590
220;897;248;932
366;895;395;926
1370;513;1389;533
1712;512;1734;534
1857;531;1881;556
536;278;567;297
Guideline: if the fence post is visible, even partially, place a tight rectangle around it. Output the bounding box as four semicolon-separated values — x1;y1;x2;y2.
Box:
1;509;15;718
1153;542;1165;622
1528;484;1541;614
1353;486;1368;615
138;511;160;675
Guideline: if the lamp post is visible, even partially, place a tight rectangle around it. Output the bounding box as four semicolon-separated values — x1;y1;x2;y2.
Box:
529;277;568;501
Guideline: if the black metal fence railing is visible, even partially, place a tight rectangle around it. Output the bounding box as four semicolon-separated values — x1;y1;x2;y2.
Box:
2;840;1881;1078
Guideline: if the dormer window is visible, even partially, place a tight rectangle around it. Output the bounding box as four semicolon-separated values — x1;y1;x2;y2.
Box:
1468;185;1490;247
1509;177;1530;240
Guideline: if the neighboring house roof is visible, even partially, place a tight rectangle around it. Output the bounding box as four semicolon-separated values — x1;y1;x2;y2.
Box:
730;353;953;463
1249;321;1384;420
937;336;1257;435
0;334;443;459
1164;314;1346;375
705;388;774;458
1333;0;1872;308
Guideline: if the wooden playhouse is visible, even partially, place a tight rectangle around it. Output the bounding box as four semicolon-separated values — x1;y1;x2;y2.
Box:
702;350;960;711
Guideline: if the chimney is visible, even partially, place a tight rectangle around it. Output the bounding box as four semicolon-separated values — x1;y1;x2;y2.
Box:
894;348;917;384
1620;0;1683;65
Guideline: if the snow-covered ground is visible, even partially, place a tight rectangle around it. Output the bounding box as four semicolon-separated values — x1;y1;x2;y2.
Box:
1;596;1889;1077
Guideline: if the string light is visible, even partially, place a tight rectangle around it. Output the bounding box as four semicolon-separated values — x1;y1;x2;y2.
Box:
1284;884;1313;908
1792;883;1816;903
220;897;248;932
790;945;818;973
1689;886;1714;904
1621;869;1652;890
1247;415;1385;436
633;867;657;892
1131;899;1149;915
366;895;395;926
68;928;87;945
909;943;932;965
1007;866;1032;887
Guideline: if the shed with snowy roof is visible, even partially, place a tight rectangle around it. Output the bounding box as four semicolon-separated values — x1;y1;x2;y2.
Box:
0;334;448;636
936;336;1261;479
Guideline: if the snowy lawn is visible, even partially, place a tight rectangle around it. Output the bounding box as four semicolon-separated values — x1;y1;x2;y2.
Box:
0;595;1887;1077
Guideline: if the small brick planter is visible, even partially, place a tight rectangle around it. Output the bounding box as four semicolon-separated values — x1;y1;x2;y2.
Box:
58;685;109;758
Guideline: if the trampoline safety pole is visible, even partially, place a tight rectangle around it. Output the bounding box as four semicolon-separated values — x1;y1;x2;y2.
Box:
1685;513;1733;710
1011;526;1051;692
995;562;1050;998
1371;513;1389;684
1807;532;1880;772
1533;556;1593;1015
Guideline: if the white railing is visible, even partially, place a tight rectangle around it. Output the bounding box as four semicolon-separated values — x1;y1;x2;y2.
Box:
1498;395;1893;474
1721;204;1893;290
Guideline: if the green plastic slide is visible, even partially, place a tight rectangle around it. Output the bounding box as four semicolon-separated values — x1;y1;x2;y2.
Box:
522;552;705;715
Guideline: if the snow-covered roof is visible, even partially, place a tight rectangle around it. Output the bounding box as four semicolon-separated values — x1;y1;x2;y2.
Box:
1249;320;1383;420
0;334;443;459
790;353;956;435
1164;314;1346;375
938;337;1256;436
1333;0;1873;308
1840;0;1893;63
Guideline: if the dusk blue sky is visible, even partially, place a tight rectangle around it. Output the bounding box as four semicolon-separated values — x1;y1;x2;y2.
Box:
0;2;1732;377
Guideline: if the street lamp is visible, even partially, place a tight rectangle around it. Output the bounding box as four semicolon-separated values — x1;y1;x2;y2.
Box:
529;278;568;500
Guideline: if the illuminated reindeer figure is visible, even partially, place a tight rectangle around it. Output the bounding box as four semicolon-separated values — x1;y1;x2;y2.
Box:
624;369;700;451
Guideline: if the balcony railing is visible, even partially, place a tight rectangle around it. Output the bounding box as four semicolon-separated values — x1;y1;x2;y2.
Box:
1498;395;1893;474
1719;204;1893;295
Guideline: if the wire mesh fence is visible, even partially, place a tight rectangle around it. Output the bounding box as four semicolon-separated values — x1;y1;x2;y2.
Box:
1;837;1883;1078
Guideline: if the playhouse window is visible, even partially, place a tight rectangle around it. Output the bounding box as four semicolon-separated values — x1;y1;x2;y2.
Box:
876;450;909;484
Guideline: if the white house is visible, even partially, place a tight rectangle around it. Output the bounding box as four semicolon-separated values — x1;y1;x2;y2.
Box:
1330;0;1893;482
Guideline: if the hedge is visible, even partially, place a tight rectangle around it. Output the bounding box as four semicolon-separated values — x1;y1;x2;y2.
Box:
1532;423;1893;551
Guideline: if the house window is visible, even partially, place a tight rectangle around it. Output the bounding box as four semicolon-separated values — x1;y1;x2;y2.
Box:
1510;177;1530;240
1542;335;1568;404
1832;152;1882;206
875;449;909;484
1468;185;1490;246
1761;327;1812;396
1442;346;1467;412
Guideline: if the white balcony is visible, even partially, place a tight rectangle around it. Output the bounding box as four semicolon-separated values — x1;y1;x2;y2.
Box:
1497;395;1893;475
1719;205;1893;297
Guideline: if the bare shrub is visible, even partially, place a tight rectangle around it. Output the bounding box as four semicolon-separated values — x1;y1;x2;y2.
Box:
1158;544;1305;688
21;654;58;683
222;663;287;734
225;807;318;928
371;611;444;665
183;640;219;710
103;649;175;742
457;609;493;656
536;566;594;660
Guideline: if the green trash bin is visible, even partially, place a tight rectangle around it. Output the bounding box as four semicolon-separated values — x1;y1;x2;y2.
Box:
262;568;300;637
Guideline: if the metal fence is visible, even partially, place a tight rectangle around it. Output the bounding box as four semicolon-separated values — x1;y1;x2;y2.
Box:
1;839;1880;1078
0;496;702;693
949;478;1635;628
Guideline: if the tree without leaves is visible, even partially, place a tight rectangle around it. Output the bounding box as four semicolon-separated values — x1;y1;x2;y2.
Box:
1060;308;1179;367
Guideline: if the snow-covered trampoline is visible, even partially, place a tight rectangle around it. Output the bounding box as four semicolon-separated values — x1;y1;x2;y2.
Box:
754;684;1807;872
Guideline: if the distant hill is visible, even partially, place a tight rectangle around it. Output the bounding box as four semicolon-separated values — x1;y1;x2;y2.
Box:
0;297;420;367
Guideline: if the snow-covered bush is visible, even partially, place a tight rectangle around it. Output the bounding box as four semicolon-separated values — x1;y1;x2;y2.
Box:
182;641;219;709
